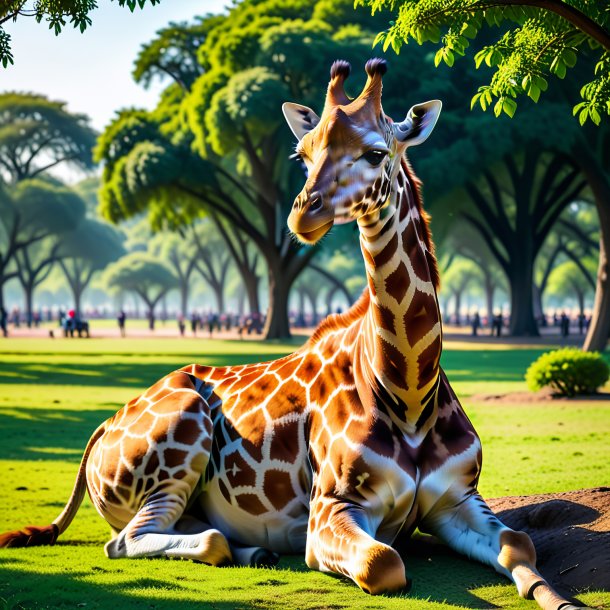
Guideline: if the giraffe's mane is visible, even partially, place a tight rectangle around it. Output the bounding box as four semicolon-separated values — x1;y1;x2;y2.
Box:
402;156;440;290
307;288;370;345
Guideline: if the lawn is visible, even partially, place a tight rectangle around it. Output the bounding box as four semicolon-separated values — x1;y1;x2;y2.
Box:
0;337;608;610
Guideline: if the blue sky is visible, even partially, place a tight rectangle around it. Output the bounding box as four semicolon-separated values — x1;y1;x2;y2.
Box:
1;1;226;131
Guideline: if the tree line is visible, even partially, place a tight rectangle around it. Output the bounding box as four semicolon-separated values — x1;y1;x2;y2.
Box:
0;0;608;349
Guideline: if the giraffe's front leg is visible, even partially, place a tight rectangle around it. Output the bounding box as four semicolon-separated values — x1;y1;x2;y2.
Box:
421;490;585;610
306;491;407;595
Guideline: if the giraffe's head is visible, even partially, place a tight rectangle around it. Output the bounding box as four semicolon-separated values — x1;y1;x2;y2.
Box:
283;59;441;244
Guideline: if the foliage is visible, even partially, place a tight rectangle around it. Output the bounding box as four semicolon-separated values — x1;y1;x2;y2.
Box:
526;348;610;396
547;259;596;303
357;0;610;124
0;92;96;183
96;0;455;337
0;0;160;67
102;251;177;310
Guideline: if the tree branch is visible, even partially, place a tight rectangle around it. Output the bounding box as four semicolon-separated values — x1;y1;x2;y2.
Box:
475;0;610;50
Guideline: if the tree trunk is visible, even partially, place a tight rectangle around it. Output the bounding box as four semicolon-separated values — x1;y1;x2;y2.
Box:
237;288;245;318
577;290;585;317
326;286;338;316
533;284;543;322
24;284;33;328
307;291;318;327
180;284;188;317
263;268;293;339
74;285;83;320
454;291;461;326
243;272;260;315
485;279;495;329
212;285;225;314
507;262;539;336
583;183;610;352
296;288;306;327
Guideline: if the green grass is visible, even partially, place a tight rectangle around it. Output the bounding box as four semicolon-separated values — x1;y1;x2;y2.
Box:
0;337;608;610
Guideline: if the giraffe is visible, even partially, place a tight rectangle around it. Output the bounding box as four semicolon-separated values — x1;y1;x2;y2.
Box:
0;59;581;610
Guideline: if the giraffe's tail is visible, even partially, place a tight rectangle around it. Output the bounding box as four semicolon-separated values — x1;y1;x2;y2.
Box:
0;422;106;549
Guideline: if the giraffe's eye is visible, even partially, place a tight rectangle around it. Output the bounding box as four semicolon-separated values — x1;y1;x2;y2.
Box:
361;149;387;166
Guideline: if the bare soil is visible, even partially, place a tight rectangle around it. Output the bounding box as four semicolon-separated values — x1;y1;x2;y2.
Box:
488;487;610;593
470;388;610;404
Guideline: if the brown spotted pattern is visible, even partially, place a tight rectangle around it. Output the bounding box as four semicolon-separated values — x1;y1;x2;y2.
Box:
0;58;576;610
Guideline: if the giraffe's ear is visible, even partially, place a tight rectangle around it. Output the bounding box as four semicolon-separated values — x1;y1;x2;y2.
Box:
282;102;321;141
394;100;442;147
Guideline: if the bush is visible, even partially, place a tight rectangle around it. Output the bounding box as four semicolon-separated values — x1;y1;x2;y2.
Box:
526;348;609;397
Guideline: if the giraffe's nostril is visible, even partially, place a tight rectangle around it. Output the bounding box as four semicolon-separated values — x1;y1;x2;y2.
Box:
309;196;322;211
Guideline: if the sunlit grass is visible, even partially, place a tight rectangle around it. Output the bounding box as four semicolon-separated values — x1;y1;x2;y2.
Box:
0;337;608;609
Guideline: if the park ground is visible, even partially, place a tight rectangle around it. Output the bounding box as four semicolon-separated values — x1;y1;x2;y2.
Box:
0;336;608;610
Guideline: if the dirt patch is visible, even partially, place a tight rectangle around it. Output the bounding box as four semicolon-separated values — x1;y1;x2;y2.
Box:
470;388;610;404
487;487;610;593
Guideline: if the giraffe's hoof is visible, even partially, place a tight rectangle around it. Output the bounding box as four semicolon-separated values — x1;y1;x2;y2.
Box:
192;529;233;566
250;549;280;567
354;543;407;595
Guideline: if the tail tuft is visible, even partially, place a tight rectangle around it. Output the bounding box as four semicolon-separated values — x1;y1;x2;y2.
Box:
0;524;59;548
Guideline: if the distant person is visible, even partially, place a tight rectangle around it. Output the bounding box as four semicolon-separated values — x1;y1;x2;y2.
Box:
494;312;503;337
117;310;126;338
64;309;76;337
471;311;481;336
0;306;7;337
147;310;155;331
177;314;186;337
190;312;199;336
578;313;586;335
208;313;218;338
560;312;570;338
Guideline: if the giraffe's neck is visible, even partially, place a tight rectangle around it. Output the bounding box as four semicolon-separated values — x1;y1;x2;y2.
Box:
356;162;442;435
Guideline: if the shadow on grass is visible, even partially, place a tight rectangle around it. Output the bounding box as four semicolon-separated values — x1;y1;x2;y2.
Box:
0;354;293;388
0;550;508;610
0;558;267;610
0;407;115;461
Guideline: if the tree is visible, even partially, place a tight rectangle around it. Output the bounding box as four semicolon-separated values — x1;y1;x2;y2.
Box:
0;93;96;183
0;179;85;319
149;232;197;317
102;252;177;325
448;222;507;327
96;0;454;339
441;258;482;325
534;202;598;321
358;0;610;350
58;218;125;317
460;149;585;335
547;259;596;316
0;0;160;67
357;0;610;124
192;222;232;315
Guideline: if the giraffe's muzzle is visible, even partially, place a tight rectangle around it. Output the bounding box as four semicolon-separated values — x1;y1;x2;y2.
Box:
288;190;334;244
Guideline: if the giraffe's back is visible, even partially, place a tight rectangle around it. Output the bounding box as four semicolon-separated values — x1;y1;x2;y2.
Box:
183;355;314;552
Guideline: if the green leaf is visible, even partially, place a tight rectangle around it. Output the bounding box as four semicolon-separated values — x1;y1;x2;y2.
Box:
373;31;385;48
474;49;486;69
444;48;454;67
590;107;601;125
493;99;503;117
502;97;517;118
528;85;540;103
578;108;589;126
434;48;444;67
562;48;577;68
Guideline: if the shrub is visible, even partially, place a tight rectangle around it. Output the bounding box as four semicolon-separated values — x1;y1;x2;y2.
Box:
526;348;609;397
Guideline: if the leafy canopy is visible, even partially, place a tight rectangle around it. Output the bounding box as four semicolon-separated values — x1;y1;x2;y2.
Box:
0;0;160;67
356;0;610;124
0;92;96;182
